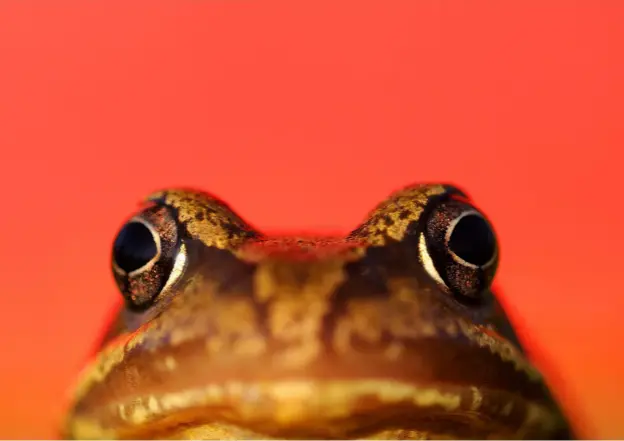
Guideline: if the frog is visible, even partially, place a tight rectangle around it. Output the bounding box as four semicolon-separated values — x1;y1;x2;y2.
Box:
62;183;573;440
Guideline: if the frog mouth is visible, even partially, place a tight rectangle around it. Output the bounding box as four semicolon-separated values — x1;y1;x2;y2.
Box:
65;317;571;439
65;377;571;440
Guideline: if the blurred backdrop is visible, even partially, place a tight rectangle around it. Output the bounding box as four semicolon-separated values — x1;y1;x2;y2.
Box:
0;1;622;438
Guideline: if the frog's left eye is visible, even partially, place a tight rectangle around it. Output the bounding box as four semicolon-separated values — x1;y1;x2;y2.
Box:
111;204;187;311
418;195;498;302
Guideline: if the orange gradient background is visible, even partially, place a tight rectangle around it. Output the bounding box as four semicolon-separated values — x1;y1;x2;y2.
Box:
0;1;623;438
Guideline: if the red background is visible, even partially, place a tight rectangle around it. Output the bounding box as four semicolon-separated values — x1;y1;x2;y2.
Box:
0;1;622;438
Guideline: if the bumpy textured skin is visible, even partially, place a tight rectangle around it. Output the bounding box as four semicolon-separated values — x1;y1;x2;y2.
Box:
63;183;573;440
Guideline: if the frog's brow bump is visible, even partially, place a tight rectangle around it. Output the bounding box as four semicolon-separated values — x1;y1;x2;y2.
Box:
147;189;260;248
349;184;447;245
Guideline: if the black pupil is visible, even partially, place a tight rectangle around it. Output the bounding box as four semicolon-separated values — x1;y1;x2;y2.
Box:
448;214;495;267
113;221;158;273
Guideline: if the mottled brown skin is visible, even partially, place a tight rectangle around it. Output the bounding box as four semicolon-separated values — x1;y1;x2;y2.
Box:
63;183;573;440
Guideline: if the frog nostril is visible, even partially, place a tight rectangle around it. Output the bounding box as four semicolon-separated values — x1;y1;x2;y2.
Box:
113;221;159;273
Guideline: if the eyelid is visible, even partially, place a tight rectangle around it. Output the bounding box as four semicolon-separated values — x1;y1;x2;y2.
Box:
418;232;446;288
159;241;188;297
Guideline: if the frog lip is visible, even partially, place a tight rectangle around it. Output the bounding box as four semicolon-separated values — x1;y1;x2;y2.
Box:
65;378;571;440
66;319;570;439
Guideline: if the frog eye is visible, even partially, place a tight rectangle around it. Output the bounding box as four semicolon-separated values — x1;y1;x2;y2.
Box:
111;204;187;310
418;196;498;301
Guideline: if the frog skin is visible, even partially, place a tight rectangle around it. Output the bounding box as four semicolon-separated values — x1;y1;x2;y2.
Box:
63;183;573;440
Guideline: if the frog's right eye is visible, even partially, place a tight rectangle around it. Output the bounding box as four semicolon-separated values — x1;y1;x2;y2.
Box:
417;194;498;303
111;204;187;311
